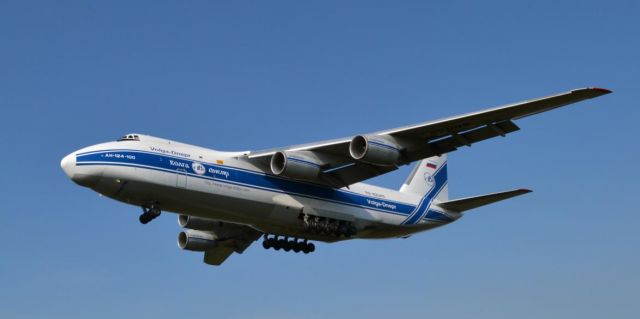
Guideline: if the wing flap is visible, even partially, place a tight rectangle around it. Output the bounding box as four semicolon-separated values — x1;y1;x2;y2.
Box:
437;188;532;212
194;222;261;266
403;120;520;162
384;88;610;140
203;247;236;266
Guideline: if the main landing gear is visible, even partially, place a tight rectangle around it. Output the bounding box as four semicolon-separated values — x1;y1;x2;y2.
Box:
262;234;315;254
139;204;161;224
302;214;357;238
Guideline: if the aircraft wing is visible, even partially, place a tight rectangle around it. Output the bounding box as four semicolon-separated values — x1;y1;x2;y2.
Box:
244;88;611;187
201;224;261;266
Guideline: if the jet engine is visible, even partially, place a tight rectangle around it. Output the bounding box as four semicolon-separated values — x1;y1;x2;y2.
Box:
178;214;220;231
270;151;321;180
349;135;401;165
177;229;219;251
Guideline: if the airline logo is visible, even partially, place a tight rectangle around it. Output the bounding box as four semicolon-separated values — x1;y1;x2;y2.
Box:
424;173;434;185
423;172;435;193
191;162;206;175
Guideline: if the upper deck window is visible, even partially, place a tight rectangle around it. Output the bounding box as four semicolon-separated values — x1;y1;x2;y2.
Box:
117;134;140;142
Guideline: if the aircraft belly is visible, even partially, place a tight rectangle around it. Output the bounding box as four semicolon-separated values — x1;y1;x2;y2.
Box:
92;164;438;241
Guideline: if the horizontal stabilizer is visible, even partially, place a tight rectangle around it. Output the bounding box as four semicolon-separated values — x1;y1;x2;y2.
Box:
437;189;532;213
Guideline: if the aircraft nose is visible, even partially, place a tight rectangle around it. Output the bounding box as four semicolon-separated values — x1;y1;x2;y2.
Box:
61;151;102;188
61;152;75;178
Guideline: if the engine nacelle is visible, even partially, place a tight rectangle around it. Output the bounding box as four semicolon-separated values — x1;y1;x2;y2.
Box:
270;151;321;180
349;135;401;165
178;215;220;231
177;229;219;251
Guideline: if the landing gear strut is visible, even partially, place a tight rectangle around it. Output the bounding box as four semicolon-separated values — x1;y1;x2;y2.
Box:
262;234;315;254
139;204;161;224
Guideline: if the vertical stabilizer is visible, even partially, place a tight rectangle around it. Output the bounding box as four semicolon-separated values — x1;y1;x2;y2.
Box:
400;155;448;203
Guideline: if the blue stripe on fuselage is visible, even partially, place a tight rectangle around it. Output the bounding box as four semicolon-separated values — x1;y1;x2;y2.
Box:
401;164;449;225
76;150;412;215
76;149;453;223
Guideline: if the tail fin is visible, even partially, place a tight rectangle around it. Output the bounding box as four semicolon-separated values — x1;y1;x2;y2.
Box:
400;154;448;203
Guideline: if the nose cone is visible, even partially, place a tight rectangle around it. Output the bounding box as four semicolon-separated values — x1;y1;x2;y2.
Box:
61;152;100;188
61;153;75;178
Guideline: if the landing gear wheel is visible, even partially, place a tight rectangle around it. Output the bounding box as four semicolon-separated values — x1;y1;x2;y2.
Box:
139;204;161;224
139;214;151;224
293;241;302;253
262;234;315;254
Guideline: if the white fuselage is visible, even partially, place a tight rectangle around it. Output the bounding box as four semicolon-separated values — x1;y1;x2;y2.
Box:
61;134;460;242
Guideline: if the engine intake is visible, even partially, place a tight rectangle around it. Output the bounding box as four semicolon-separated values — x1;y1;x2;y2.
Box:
349;135;401;165
177;229;219;251
270;151;321;180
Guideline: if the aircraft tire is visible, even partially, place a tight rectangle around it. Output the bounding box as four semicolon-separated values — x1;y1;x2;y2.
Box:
139;214;150;224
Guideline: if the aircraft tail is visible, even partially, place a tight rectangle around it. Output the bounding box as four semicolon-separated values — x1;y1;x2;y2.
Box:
399;155;531;224
400;154;448;203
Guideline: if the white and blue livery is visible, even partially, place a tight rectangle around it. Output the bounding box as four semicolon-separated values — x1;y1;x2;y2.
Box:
61;88;611;266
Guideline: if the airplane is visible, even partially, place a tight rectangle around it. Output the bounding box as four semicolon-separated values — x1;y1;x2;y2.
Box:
61;87;611;266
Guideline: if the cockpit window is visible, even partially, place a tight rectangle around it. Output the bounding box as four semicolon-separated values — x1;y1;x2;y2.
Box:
117;134;140;142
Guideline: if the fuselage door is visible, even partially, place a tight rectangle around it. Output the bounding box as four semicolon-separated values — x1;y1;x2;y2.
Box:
176;169;187;188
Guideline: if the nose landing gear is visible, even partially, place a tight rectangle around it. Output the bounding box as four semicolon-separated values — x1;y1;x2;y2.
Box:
262;234;315;254
139;204;161;224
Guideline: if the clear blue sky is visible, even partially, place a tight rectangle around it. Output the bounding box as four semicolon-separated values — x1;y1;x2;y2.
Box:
1;1;638;318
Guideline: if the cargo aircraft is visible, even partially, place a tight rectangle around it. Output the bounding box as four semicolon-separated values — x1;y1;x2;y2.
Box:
61;88;611;266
